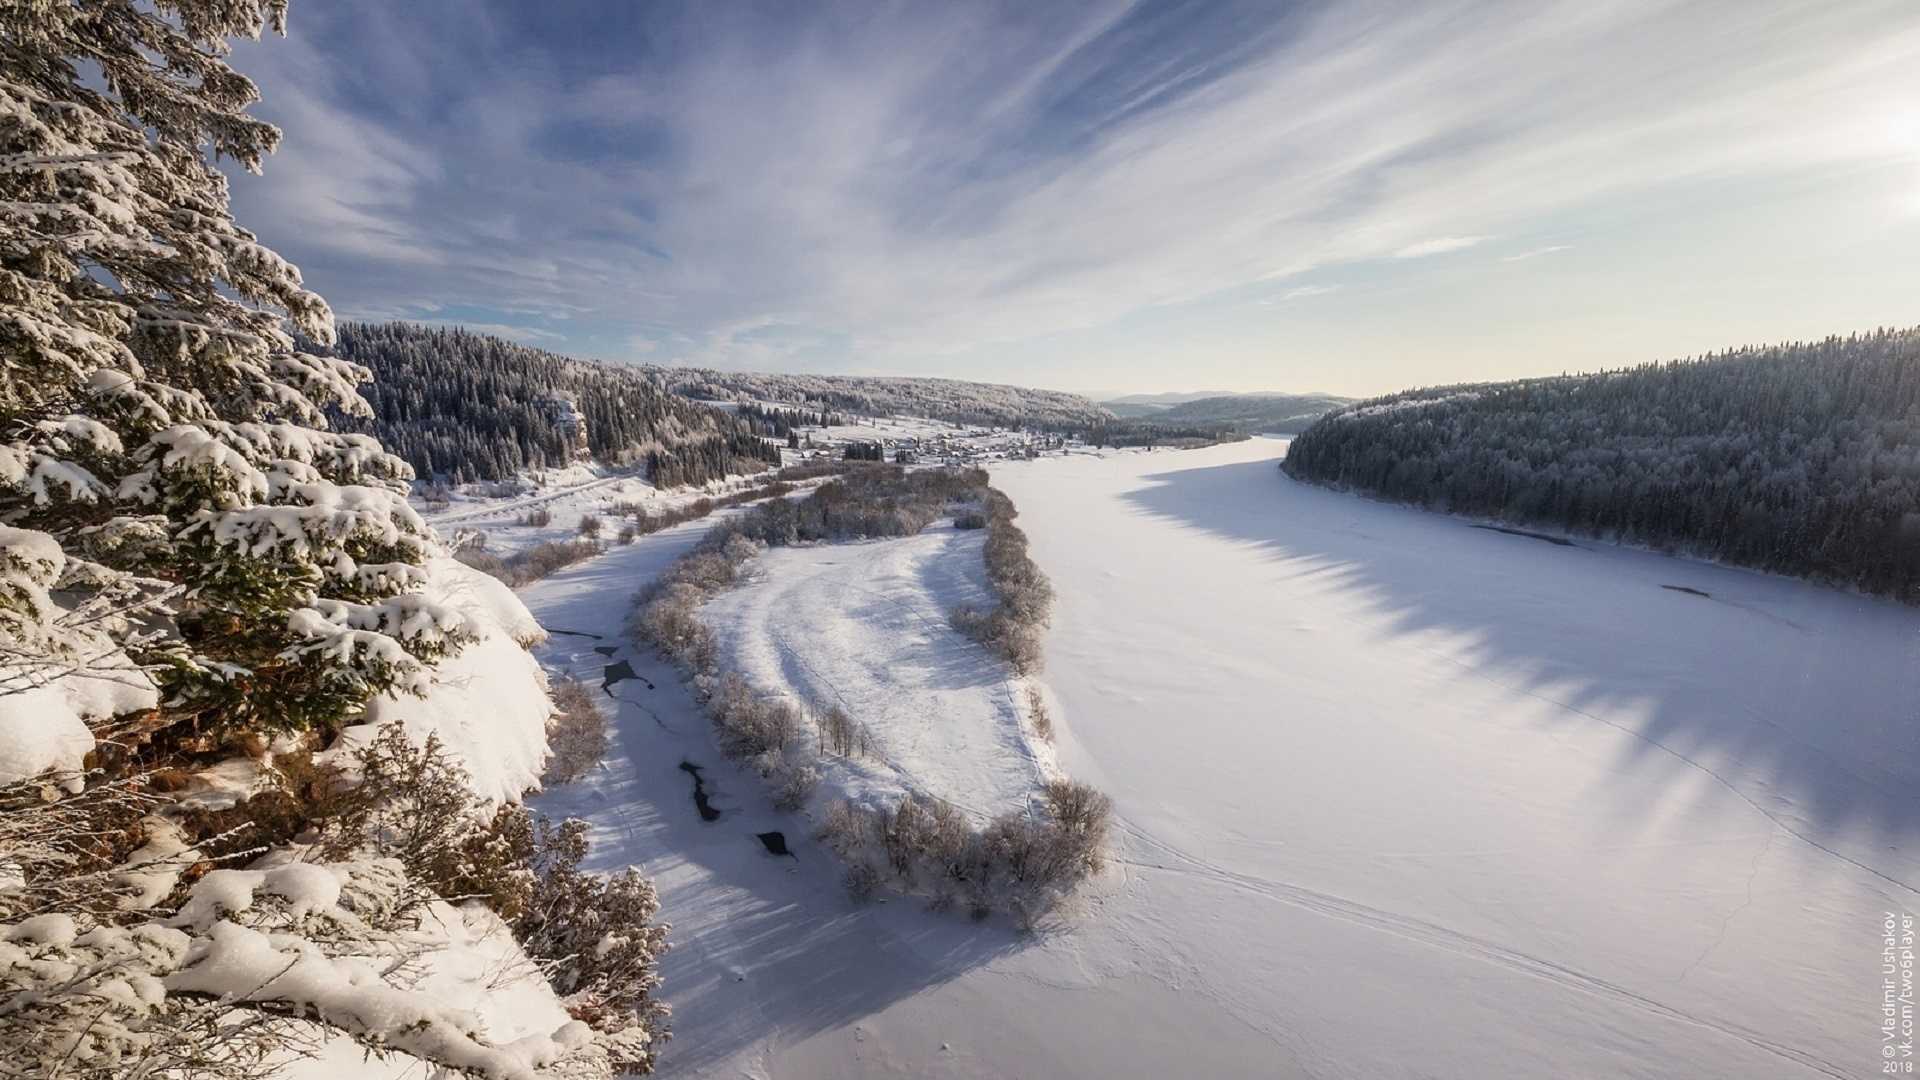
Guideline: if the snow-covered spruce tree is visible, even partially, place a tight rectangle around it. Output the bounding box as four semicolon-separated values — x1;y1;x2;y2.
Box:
0;10;675;1077
0;1;469;737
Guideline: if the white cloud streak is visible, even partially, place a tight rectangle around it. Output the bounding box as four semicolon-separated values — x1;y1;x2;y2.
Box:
1395;236;1496;260
1503;245;1574;261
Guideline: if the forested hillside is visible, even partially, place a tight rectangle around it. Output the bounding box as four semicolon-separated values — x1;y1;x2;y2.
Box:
637;364;1114;430
331;322;780;485
1283;328;1920;600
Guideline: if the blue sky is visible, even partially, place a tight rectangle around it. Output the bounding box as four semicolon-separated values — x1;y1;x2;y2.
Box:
230;0;1920;397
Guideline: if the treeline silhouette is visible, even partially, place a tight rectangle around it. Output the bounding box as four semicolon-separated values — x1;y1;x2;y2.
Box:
326;322;779;486
1283;327;1920;600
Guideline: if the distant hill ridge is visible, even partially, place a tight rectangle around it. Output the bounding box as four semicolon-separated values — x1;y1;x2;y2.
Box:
1104;391;1354;431
636;365;1114;431
1283;326;1920;601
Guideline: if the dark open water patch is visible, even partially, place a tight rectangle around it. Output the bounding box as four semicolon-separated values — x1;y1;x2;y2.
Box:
757;831;796;858
592;645;619;656
547;628;604;639
600;659;653;692
679;760;721;822
1473;524;1575;547
1662;584;1711;598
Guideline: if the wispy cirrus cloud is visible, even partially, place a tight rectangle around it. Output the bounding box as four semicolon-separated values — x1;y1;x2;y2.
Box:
227;0;1920;375
1504;245;1575;261
1395;236;1497;260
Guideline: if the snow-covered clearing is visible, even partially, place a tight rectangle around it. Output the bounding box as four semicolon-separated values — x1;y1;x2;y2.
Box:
698;525;1051;820
518;436;1910;1078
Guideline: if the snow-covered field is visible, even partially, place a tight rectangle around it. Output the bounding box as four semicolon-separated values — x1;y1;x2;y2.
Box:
520;436;1914;1078
418;464;759;560
699;525;1051;820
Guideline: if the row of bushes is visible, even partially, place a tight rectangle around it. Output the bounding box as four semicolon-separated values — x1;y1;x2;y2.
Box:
455;536;606;587
627;467;1109;924
700;463;993;547
947;489;1054;675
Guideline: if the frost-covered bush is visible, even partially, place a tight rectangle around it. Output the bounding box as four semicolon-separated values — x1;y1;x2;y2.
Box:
815;703;873;758
708;674;800;758
809;786;1107;926
701;464;990;548
323;729;672;1073
511;816;671;1076
454;547;509;578
500;538;603;587
1025;686;1054;742
0;775;166;923
948;489;1054;675
629;584;719;678
544;677;609;786
755;750;820;813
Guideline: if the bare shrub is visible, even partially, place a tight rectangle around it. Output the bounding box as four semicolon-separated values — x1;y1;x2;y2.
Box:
948;605;1044;675
512;816;671;1076
579;513;603;538
817;704;862;757
0;774;165;922
1025;686;1054;742
952;508;987;529
520;506;552;527
617;523;639;545
841;859;882;903
758;752;820;812
812;798;870;855
327;727;515;905
324;730;672;1068
497;537;602;586
1043;779;1114;877
662;551;739;592
544;677;608;786
709;674;800;758
452;547;506;578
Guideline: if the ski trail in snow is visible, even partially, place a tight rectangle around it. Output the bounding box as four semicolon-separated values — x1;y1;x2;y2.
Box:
426;474;629;528
1115;821;1848;1079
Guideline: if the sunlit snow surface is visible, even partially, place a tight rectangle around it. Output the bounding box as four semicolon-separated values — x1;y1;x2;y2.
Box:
521;436;1917;1079
698;525;1052;821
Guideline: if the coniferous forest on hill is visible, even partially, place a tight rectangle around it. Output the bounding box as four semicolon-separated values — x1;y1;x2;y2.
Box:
1283;327;1920;601
328;322;781;486
635;363;1114;431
